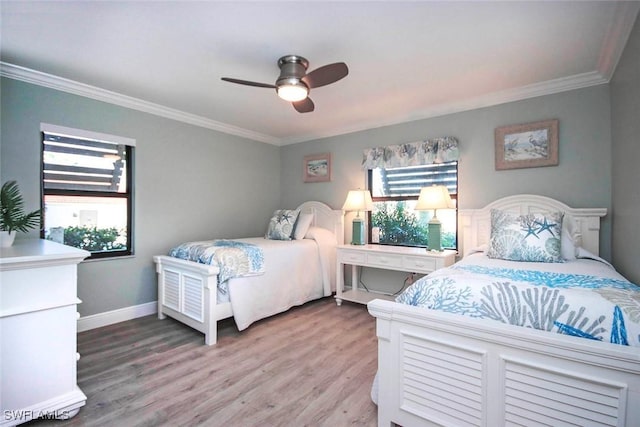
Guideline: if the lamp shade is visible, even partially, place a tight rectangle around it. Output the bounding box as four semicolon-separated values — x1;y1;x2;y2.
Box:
342;190;373;245
342;190;374;212
414;185;454;211
414;185;453;251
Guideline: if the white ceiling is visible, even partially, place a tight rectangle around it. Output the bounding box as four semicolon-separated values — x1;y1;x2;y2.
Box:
1;1;638;146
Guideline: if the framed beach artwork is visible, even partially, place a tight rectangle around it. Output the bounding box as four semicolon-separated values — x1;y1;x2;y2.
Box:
303;153;332;183
495;119;559;170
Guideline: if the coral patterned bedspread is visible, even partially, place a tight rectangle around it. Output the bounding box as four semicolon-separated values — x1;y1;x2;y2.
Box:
169;239;265;286
397;252;640;347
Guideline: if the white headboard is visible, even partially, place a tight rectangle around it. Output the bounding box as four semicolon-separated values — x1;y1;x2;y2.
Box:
458;194;606;257
297;201;344;245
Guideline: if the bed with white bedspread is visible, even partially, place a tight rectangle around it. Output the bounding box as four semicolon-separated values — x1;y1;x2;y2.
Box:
368;195;640;427
154;201;343;345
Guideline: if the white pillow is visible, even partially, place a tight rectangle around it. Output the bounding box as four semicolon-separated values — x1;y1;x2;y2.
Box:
576;246;614;268
293;213;314;240
304;226;337;244
560;225;577;261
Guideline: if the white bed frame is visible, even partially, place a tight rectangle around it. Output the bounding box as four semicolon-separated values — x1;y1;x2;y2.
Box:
153;201;343;345
368;194;640;427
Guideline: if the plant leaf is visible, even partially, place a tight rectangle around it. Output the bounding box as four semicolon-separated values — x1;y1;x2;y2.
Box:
0;180;42;233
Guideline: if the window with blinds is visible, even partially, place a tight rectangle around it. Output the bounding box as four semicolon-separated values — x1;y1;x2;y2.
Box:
368;161;458;248
41;124;134;258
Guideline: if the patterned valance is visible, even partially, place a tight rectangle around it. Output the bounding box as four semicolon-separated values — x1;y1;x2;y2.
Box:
361;136;459;169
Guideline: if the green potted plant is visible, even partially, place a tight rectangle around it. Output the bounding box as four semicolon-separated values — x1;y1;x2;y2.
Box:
0;180;42;247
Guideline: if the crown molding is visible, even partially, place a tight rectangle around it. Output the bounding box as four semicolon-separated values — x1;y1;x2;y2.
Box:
0;62;280;145
279;70;609;145
597;1;640;80
0;61;613;147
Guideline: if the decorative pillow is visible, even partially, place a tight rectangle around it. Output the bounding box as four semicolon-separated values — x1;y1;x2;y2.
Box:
293;213;314;240
486;209;564;263
265;209;300;240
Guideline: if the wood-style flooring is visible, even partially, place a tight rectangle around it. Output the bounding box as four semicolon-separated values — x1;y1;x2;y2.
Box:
26;297;378;427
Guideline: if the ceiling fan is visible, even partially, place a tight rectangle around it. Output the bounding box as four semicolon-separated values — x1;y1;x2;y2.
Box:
221;55;348;113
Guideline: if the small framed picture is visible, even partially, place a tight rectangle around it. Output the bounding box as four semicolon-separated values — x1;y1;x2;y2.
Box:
303;153;332;183
495;119;559;170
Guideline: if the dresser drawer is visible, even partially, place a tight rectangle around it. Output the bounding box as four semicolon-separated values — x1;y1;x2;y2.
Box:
403;255;436;273
339;250;366;264
366;253;403;269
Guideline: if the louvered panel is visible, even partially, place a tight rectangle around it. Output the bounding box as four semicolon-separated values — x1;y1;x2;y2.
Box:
163;270;180;311
182;275;204;322
404;381;483;425
507;375;620;417
400;334;485;426
405;347;482;380
405;375;482;414
503;360;625;427
405;367;482;394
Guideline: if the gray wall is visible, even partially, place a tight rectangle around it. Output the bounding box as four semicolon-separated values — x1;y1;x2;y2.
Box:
0;66;627;316
611;15;640;284
1;78;281;316
281;86;613;291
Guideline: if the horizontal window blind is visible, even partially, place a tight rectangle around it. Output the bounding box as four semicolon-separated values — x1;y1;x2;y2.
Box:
42;132;128;193
373;161;458;198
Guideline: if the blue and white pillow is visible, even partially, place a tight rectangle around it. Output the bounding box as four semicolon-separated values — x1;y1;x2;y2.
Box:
487;209;564;263
265;209;300;240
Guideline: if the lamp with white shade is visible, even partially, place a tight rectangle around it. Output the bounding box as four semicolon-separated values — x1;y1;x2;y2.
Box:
342;190;374;245
414;185;454;251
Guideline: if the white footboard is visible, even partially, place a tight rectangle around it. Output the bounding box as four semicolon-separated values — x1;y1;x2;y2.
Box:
368;299;640;427
154;255;231;345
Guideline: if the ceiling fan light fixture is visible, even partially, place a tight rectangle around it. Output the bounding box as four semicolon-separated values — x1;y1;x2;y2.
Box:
221;55;348;113
276;79;309;102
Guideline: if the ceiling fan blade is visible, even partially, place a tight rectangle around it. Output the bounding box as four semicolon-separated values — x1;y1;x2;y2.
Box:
302;62;348;88
293;97;315;113
221;77;276;89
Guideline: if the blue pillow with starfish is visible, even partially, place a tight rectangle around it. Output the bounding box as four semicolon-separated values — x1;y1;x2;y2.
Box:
265;209;301;240
487;209;564;263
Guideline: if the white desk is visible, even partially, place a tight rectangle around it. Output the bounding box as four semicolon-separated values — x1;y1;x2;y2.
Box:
335;244;456;305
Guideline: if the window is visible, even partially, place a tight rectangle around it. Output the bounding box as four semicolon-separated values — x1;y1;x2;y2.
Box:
41;124;134;259
368;161;458;249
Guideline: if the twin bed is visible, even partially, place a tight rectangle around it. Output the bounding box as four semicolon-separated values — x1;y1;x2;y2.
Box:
153;201;343;345
368;194;640;427
154;195;640;426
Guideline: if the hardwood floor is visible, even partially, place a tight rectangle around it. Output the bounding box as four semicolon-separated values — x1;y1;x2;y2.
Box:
26;298;379;427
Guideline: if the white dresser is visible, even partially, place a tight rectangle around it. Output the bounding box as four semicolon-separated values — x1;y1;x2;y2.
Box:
0;239;89;426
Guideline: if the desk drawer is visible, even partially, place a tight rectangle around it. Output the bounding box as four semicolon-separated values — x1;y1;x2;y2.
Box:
339;250;366;264
366;253;403;269
403;255;436;273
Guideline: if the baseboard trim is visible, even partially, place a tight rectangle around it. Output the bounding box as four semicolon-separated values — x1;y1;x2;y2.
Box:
78;301;157;332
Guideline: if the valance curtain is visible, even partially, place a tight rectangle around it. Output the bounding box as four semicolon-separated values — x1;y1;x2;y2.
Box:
361;136;459;169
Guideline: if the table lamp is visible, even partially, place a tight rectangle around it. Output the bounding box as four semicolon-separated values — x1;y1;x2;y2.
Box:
342;190;374;245
415;185;454;251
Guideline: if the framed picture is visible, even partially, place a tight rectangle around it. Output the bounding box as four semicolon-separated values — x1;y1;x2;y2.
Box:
495;119;559;170
303;153;332;183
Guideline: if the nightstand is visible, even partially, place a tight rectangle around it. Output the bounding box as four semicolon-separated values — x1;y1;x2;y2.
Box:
335;244;456;305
